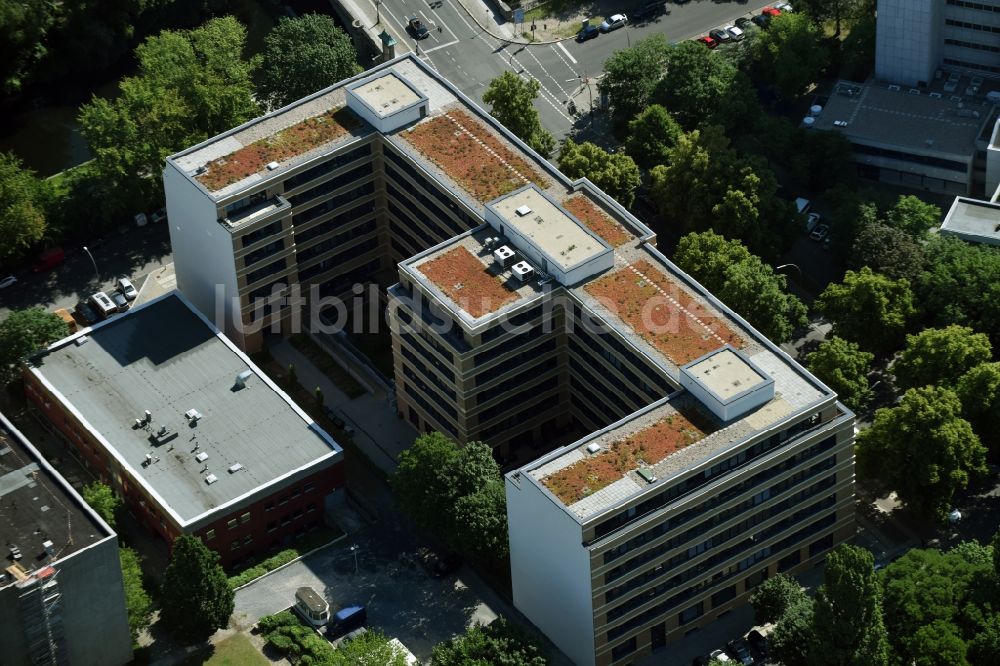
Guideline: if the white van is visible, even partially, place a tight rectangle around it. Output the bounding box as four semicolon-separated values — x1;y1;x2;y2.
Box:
293;587;330;627
89;292;117;319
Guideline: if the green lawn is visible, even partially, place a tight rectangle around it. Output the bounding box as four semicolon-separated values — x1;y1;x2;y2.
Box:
182;633;268;666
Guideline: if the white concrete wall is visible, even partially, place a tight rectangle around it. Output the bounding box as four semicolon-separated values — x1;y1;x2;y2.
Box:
163;163;242;347
506;473;595;666
876;0;942;86
987;118;1000;199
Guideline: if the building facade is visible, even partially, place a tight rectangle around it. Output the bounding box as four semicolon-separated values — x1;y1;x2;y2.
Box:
876;0;1000;86
0;413;133;666
166;56;855;665
24;293;344;568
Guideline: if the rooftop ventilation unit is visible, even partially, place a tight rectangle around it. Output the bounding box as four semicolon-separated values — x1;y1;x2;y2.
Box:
185;409;204;423
228;463;244;474
204;474;218;485
493;245;516;267
150;425;178;446
585;443;602;454
266;161;280;171
908;88;921;95
195;452;209;463
515;205;532;216
929;92;942;99
194;166;207;176
512;261;534;282
638;468;658;484
43;541;54;557
144;410;152;422
10;545;22;561
887;84;901;91
234;369;254;390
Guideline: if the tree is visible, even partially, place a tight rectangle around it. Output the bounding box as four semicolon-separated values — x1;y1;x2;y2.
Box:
749;573;807;625
750;12;829;99
431;618;546;666
809;544;890;666
558;140;641;207
0;0;55;93
652;40;760;131
851;221;925;282
0;152;47;265
893;325;992;390
909;620;970;666
798;0;869;36
674;231;807;342
769;596;815;666
334;629;409;666
391;434;509;561
160;535;234;643
624;105;681;169
814;267;916;355
82;481;121;527
256;14;361;110
885;195;941;237
806;336;874;411
857;386;987;521
794;129;858;193
949;540;994;567
483;71;555;157
119;547;153;644
599;34;672;132
0;307;68;382
917;237;1000;348
79;17;260;208
968;614;1000;666
956;363;1000;456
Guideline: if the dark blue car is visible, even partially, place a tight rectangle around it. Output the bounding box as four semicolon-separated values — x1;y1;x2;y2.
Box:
576;24;600;42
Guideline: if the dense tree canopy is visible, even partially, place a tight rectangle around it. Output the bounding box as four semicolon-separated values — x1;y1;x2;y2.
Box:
673;231;807;342
392;433;509;561
885;195;941;237
815;267;916;355
624;105;681;169
160;535;234;643
483;71;555;157
0;308;68;382
750;12;829;99
255;14;361;110
768;595;815;666
851;221;925;283
558;140;641;207
749;573;807;625
810;545;890;666
82;481;122;527
0;152;47;265
806;336;874;411
956;362;1000;454
857;386;986;521
599;35;672;132
0;0;54;93
917;237;1000;347
79;16;259;207
893;325;992;390
119;547;153;644
431;618;546;666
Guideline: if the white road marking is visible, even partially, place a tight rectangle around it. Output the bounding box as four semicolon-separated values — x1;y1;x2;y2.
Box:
424;39;460;53
555;41;577;65
522;46;574;99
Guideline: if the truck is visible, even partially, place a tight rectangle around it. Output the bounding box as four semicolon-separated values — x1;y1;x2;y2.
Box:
292;586;330;627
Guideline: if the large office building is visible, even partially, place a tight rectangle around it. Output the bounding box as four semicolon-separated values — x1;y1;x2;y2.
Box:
0;413;132;666
876;0;1000;86
23;292;343;568
165;56;855;665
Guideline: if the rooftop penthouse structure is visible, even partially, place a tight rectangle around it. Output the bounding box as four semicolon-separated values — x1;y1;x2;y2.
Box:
165;56;855;666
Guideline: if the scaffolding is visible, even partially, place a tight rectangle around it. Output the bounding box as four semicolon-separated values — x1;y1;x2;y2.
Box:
14;564;67;665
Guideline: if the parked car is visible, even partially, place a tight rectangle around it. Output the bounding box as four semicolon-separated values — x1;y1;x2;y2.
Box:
696;35;718;49
709;28;731;43
327;605;367;638
74;301;99;326
293;586;330;627
576;23;600;42
418;546;462;578
89;291;117;319
117;277;138;301
752;13;772;29
341;626;369;643
735;17;752;30
33;247;65;273
775;2;794;11
600;14;628;32
810;223;830;242
111;290;130;313
54;308;78;334
726;25;745;41
134;212;148;227
322;405;356;436
407;16;429;39
0;275;16;289
806;212;822;233
762;6;782;17
727;638;755;666
151;207;168;224
746;629;768;656
709;649;731;662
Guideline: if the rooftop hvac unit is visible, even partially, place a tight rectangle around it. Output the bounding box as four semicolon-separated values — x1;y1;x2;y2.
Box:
266;161;280;171
802;116;816;128
195;452;209;463
185;409;203;422
585;443;602;454
43;541;54;557
234;369;254;390
493;245;516;267
512;261;534;282
204;474;218;485
228;463;244;474
809;104;823;116
515;205;532;216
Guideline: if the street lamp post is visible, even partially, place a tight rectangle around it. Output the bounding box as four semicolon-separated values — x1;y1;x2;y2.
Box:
350;544;359;574
82;246;99;282
375;0;381;25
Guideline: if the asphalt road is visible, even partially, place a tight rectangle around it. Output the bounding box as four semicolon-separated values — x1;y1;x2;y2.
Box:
359;0;777;139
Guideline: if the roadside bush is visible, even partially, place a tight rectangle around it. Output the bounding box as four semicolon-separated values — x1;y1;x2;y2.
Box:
228;527;341;588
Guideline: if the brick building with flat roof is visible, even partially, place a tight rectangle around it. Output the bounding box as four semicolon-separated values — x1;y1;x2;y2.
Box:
23;292;343;568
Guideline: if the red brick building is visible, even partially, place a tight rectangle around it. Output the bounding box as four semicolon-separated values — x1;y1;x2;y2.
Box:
24;292;344;567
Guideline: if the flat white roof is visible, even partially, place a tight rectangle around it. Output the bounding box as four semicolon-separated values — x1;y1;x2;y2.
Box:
351;72;423;118
489;186;608;271
685;348;768;401
941;196;1000;245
